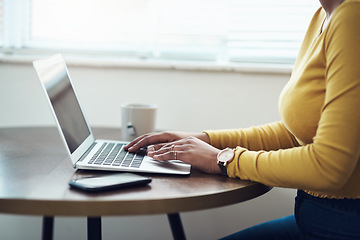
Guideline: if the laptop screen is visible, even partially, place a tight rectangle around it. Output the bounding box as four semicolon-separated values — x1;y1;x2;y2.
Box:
35;56;91;153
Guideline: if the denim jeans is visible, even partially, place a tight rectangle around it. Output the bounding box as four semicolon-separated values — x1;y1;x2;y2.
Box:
220;190;360;240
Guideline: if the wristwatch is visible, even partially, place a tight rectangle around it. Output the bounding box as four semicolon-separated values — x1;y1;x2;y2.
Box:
217;148;235;176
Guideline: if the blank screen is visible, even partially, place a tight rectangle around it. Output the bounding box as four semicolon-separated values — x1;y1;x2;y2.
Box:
37;58;91;153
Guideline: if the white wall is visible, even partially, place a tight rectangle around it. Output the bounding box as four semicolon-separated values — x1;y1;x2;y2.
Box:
0;62;297;240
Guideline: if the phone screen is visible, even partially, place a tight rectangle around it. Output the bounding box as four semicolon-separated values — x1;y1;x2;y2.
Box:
69;173;151;192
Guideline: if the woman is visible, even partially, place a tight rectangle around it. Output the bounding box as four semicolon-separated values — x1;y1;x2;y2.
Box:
125;0;360;239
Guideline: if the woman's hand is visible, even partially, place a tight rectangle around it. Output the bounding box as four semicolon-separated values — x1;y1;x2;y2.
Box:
124;131;221;174
147;136;222;174
124;131;210;152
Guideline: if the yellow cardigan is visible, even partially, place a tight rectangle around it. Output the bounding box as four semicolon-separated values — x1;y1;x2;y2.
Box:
206;0;360;199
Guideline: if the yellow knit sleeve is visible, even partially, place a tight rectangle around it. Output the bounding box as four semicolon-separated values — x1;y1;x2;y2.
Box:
205;121;299;151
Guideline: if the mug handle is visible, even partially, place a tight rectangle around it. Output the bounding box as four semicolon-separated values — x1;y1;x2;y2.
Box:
127;122;136;136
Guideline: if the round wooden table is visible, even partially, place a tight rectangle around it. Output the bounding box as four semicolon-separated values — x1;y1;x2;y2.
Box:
0;127;272;240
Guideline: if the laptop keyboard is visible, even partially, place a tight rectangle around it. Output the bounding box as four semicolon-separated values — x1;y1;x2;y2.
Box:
85;142;146;168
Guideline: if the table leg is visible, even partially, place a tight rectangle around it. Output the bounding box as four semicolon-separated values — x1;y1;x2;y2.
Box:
42;216;54;240
167;213;186;240
87;217;102;240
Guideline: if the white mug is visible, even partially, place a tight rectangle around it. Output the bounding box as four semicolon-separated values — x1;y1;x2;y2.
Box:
121;103;157;141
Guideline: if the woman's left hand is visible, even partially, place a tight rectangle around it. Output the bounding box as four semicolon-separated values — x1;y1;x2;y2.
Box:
147;136;222;175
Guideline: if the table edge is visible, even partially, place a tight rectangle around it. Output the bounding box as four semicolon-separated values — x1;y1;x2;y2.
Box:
0;184;272;216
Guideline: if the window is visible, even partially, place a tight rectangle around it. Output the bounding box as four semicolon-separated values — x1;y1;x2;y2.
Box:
0;0;3;46
1;0;320;64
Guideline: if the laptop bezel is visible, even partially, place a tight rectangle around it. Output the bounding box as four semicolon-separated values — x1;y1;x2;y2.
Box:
33;54;96;167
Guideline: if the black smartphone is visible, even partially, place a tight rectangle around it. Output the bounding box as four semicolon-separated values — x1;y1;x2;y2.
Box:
68;173;152;192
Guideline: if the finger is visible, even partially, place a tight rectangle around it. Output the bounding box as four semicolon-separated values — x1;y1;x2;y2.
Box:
147;144;175;157
158;138;186;150
152;150;182;161
124;134;149;150
126;132;173;152
147;143;168;153
149;138;186;154
150;143;191;163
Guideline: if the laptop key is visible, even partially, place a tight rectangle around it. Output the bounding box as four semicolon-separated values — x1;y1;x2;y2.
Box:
94;143;115;165
130;159;143;168
103;143;123;165
122;153;135;167
88;143;107;164
112;146;127;166
79;142;96;162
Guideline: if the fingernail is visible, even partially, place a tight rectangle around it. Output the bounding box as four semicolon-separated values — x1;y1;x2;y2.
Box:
148;146;155;152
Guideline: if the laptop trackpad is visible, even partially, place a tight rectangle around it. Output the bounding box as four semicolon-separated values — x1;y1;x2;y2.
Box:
146;159;191;173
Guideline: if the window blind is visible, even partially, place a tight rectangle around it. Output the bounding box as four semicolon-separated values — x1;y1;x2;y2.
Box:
226;0;320;63
4;0;320;64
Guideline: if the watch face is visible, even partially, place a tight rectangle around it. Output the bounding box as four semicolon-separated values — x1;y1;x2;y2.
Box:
218;148;234;163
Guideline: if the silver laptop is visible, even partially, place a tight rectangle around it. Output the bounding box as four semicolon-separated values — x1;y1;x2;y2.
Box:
33;54;191;175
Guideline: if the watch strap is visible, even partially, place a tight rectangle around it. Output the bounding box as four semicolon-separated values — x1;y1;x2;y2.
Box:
218;162;228;176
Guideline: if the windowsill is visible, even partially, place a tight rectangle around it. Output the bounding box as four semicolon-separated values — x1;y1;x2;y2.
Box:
0;52;293;75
